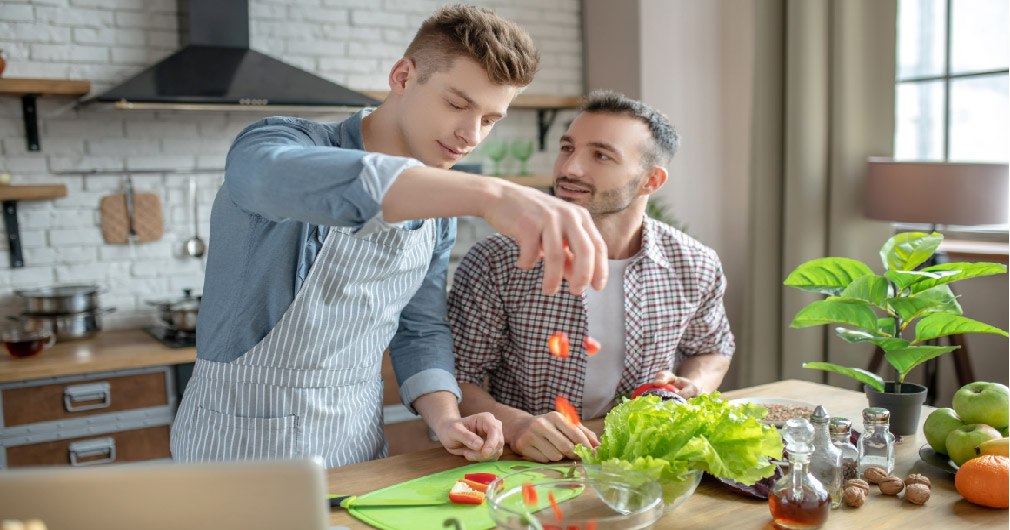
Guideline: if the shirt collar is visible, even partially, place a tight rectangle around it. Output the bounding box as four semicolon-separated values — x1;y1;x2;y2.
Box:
337;108;374;151
637;216;672;270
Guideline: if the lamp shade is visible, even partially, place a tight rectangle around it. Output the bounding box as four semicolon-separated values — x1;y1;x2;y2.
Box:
864;158;1009;226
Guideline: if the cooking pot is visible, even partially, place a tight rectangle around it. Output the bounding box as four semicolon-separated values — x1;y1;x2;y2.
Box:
10;308;116;341
15;284;101;314
146;289;200;332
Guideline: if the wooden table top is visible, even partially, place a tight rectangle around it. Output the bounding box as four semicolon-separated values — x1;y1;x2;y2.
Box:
0;329;195;383
326;380;1005;529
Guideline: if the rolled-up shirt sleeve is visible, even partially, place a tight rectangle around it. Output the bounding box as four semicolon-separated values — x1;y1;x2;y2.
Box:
224;116;422;230
388;217;461;413
676;252;736;359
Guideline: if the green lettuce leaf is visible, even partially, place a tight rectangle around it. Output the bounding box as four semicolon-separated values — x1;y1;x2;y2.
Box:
575;393;783;502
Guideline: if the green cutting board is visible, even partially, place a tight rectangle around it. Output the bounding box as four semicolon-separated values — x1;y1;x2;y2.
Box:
348;461;572;530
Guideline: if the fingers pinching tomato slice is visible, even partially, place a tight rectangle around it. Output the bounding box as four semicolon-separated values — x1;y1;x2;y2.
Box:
631;383;678;399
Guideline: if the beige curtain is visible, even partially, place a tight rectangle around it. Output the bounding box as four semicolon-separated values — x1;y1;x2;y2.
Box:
738;0;898;388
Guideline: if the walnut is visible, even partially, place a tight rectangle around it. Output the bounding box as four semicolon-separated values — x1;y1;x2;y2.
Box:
904;474;931;489
844;478;869;493
843;485;867;507
905;483;930;504
863;466;888;484
879;475;905;495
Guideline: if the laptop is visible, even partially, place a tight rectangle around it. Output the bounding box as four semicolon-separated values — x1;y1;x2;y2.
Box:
0;458;331;530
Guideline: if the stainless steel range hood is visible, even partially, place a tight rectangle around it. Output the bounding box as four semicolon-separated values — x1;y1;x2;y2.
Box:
91;0;380;111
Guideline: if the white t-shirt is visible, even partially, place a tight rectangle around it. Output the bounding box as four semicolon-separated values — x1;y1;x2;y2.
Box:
581;258;633;419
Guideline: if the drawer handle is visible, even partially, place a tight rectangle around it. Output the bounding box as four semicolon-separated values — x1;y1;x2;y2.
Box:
64;382;111;412
68;437;116;466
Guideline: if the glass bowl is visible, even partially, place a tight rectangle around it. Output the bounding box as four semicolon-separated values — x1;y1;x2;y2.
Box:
658;468;703;513
486;463;665;530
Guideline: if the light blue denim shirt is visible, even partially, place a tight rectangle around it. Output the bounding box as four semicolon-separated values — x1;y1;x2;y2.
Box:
196;109;461;411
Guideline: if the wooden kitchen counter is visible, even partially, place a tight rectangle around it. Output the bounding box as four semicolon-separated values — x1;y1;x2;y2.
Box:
326;380;1005;529
0;329;195;383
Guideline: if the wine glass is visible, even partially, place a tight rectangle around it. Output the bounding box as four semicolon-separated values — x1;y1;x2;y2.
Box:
511;139;534;175
484;139;508;176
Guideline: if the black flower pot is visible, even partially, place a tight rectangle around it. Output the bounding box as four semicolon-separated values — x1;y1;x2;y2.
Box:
863;382;928;435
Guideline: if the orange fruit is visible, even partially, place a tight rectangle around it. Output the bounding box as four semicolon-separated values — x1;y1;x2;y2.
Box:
955;455;1009;508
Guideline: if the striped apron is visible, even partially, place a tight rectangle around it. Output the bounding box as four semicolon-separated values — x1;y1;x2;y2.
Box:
170;219;437;468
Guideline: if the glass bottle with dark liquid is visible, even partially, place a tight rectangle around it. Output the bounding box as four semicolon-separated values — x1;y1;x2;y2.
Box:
769;417;830;529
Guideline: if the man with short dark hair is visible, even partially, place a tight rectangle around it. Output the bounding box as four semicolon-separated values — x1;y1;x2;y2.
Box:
450;90;735;463
171;5;608;468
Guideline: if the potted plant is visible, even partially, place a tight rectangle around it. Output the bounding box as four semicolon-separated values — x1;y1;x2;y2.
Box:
783;232;1008;434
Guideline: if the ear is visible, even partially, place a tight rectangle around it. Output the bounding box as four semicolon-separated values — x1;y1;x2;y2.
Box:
388;57;416;95
640;166;668;195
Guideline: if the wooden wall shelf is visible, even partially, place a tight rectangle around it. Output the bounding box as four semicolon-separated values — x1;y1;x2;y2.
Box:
0;184;68;201
500;175;553;188
0;77;92;152
1;184;68;268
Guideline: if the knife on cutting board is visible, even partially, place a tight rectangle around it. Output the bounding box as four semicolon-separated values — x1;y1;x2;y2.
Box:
328;494;453;509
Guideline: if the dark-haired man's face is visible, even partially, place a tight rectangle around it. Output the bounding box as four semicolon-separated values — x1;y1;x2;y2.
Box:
553;112;652;217
398;56;516;168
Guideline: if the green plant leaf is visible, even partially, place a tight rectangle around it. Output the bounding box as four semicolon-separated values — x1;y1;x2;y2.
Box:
885;269;942;292
887;296;945;323
877;318;896;337
913;285;962;315
879;232;942;271
835;327;879;343
906;262;1008;294
802;362;884;392
913;314;1010;343
789;300;882;331
839;275;889;307
869;338;910;350
784;258;874;296
883;345;961;381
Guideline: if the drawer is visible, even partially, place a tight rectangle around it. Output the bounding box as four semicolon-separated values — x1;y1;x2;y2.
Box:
2;370;169;427
5;425;171;468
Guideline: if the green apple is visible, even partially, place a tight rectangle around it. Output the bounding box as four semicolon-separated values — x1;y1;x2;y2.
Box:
923;408;964;454
945;423;1002;466
952;382;1009;430
1001;425;1008;438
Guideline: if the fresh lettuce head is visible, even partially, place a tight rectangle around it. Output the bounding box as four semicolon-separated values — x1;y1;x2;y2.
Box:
575;393;783;502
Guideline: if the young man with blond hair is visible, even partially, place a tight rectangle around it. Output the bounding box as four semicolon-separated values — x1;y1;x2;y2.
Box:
171;5;608;468
450;91;735;463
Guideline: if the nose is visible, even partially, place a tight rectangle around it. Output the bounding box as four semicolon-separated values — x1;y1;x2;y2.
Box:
556;150;583;178
456;116;481;147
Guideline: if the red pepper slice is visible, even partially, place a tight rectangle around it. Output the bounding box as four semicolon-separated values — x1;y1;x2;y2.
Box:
458;478;489;493
583;336;601;356
548;332;570;358
448;479;485;504
630;382;679;399
522;482;538;506
548;491;564;520
555;395;581;426
586;521;598;530
464;472;499;486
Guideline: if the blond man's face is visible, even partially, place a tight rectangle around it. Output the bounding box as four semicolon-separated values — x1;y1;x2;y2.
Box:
398;57;517;168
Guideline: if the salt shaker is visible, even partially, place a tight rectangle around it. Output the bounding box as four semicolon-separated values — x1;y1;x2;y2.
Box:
857;407;895;477
829;417;859;481
808;406;842;508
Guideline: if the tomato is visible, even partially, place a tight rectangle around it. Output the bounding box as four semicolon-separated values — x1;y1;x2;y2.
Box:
583;336;601;356
548;332;570;358
630;382;678;399
554;395;581;426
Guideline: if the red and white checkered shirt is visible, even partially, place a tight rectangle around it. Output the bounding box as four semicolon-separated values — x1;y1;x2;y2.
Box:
448;216;735;418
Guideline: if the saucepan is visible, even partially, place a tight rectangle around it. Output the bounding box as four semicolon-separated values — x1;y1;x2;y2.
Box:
15;284;102;314
9;308;116;341
146;289;201;332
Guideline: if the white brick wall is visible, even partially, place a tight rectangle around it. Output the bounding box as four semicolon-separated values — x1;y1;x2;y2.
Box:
0;0;582;330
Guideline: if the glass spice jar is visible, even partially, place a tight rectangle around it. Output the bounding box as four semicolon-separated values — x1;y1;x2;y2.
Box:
857;407;896;477
808;406;842;509
829;417;859;482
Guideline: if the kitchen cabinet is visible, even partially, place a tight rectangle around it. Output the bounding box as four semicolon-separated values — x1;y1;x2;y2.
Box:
0;329;195;468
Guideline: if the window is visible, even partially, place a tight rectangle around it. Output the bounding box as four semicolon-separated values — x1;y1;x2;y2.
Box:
895;0;1009;163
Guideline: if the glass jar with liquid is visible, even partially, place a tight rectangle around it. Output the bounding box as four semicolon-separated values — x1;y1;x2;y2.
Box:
769;418;830;529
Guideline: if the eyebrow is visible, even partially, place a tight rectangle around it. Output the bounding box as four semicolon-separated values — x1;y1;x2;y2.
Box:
448;87;506;119
560;135;621;157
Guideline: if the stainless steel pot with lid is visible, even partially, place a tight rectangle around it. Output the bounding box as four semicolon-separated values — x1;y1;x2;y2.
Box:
9;308;116;341
15;284;101;314
146;289;200;332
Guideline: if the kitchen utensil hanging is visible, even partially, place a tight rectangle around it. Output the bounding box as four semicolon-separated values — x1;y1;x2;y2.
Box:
183;177;206;258
99;174;163;244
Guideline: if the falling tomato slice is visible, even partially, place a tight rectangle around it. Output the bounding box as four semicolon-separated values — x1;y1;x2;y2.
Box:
548;491;564;519
583;336;601;356
522;482;538;506
555;395;581;426
548;332;570;359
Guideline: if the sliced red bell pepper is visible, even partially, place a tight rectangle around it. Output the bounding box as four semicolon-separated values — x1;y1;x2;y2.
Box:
458;478;489;493
630;382;678;399
522;482;538;506
555;395;581;426
464;472;499;486
548;491;564;520
548;332;570;358
448;479;485;504
583;336;601;356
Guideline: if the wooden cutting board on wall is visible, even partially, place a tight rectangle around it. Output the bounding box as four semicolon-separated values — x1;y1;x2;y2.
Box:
100;193;163;244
